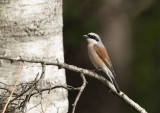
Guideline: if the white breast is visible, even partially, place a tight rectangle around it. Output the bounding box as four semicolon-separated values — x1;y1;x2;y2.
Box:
88;44;102;69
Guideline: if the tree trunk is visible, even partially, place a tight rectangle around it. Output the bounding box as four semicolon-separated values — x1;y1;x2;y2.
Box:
0;0;68;113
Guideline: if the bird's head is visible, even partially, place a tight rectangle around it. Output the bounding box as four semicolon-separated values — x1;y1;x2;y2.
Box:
83;32;101;44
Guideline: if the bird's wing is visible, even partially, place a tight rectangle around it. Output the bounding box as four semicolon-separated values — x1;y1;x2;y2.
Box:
94;44;116;76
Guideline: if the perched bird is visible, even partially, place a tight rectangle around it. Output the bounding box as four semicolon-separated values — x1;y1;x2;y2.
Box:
83;32;120;93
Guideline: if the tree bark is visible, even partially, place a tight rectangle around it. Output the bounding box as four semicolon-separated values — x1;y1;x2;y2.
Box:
0;0;68;113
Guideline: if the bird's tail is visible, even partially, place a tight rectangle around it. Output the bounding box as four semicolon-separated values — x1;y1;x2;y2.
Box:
103;68;120;93
110;76;120;93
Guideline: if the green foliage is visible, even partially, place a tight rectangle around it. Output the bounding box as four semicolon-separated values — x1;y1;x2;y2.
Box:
132;0;160;112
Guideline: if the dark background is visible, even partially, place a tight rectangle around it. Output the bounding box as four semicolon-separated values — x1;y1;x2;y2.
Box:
63;0;160;113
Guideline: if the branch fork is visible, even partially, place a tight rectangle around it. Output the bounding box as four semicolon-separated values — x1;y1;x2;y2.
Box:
0;55;147;113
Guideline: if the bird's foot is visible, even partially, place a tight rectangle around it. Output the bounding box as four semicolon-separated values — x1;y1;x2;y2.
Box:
90;69;96;73
90;68;101;73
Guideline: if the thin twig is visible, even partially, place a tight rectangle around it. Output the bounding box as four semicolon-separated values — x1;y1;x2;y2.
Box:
2;61;25;113
40;93;45;113
26;103;41;113
0;88;17;96
29;85;79;97
72;73;87;113
44;84;52;113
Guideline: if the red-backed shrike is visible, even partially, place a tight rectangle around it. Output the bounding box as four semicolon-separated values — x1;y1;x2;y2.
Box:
83;32;120;93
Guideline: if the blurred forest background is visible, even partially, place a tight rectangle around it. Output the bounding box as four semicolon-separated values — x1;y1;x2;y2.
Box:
63;0;160;113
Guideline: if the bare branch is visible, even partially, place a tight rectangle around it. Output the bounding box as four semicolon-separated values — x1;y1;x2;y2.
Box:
72;73;87;113
0;55;148;113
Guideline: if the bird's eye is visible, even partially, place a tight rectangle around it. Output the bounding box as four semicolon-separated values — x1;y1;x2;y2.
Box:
91;35;95;38
87;34;91;37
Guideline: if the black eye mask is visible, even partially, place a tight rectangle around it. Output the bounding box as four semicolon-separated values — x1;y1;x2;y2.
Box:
87;34;99;42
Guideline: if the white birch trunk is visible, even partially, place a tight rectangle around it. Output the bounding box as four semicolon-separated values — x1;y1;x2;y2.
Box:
0;0;68;113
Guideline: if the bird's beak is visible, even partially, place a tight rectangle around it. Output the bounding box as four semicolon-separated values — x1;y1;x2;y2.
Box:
83;35;88;39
